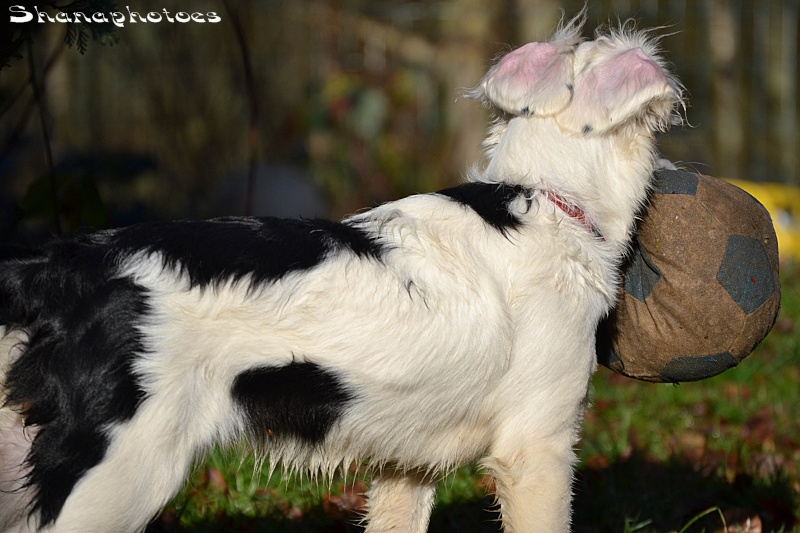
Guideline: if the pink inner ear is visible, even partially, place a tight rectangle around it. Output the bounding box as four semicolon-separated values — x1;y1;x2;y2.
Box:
591;48;667;97
483;41;574;116
494;42;563;86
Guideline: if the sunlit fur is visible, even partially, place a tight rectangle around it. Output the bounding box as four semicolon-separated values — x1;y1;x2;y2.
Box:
0;16;682;533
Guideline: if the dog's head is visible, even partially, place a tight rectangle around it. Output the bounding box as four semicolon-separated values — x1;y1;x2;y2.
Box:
467;14;684;137
465;14;685;246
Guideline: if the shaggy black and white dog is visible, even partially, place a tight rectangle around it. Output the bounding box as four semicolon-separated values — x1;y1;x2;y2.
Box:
0;15;683;533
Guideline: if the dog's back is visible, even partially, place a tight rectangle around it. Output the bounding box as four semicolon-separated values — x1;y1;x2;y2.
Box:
0;199;535;532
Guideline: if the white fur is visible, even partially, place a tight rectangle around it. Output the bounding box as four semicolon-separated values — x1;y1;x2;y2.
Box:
0;16;682;533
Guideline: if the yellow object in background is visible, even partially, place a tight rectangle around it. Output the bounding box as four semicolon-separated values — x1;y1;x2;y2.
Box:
725;178;800;262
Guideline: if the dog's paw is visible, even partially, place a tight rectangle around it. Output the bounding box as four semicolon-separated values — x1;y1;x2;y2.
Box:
476;42;576;117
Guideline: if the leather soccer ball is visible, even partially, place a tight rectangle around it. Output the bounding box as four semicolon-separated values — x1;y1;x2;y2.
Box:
598;169;781;383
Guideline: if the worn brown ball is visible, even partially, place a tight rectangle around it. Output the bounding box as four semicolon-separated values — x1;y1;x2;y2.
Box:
597;170;781;382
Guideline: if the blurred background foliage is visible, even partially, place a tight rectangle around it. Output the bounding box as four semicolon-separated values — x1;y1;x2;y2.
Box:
0;0;798;240
2;2;799;530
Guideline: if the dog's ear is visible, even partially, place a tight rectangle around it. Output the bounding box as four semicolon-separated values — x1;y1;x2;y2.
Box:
468;42;576;117
557;47;680;135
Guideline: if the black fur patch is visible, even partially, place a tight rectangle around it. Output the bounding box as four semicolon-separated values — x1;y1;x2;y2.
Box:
1;240;149;526
0;215;381;525
95;217;385;289
232;362;355;445
436;182;529;235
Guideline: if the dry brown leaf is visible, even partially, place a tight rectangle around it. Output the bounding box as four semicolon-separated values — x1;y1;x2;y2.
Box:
715;508;763;533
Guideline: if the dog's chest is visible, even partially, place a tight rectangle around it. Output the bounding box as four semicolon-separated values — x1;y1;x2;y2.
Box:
513;221;619;315
560;244;617;308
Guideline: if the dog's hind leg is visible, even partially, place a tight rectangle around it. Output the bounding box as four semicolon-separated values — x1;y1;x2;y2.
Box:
0;408;37;532
364;468;437;533
46;396;213;533
482;438;576;533
0;329;38;532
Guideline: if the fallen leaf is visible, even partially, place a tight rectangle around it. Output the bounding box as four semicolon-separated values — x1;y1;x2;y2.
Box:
584;454;609;470
200;467;228;494
677;431;707;468
742;408;776;446
322;482;367;518
715;507;762;532
775;317;793;334
279;501;304;520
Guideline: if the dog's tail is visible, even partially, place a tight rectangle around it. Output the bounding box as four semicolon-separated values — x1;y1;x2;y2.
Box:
0;243;49;400
0;243;47;437
0;244;51;328
0;238;153;528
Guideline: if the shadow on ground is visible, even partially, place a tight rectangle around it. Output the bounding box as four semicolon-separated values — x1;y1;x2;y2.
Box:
146;452;796;532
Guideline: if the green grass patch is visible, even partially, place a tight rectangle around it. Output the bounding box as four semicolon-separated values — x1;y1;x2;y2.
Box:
149;266;800;532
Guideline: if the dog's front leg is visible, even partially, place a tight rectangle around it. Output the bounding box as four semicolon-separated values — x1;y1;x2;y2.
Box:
364;468;437;533
483;437;576;532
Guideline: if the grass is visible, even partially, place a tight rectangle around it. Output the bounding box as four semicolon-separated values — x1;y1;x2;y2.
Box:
148;266;800;532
